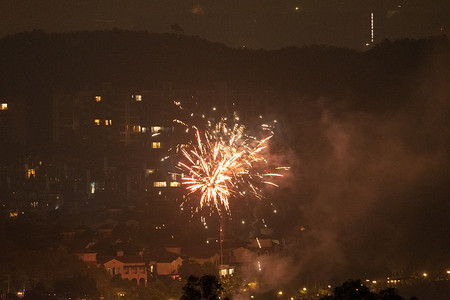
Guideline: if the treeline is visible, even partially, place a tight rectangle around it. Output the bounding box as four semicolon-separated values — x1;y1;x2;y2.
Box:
0;29;449;151
0;29;448;98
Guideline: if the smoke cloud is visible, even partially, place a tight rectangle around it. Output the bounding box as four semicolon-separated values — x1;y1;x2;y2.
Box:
263;48;450;285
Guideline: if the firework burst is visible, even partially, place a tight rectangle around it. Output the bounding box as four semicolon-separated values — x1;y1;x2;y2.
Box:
177;117;283;215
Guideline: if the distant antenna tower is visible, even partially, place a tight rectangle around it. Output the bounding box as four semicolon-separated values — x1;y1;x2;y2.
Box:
370;12;374;43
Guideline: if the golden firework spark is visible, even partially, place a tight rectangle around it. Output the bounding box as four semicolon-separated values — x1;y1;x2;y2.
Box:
178;119;283;214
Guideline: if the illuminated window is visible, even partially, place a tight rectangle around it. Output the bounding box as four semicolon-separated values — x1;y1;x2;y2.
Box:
154;181;167;187
95;96;101;102
27;169;35;178
146;169;155;175
135;94;142;101
94;119;100;125
132;125;141;132
141;127;147;133
0;103;7;110
170;182;181;187
151;126;162;133
152;142;161;149
105;120;112;125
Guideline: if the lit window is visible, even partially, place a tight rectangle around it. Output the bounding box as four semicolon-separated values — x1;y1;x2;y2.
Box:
154;181;167;187
152;142;161;149
94;119;100;125
105;120;112;125
142;127;147;133
170;182;180;187
146;169;155;175
95;96;101;102
132;125;141;132
0;103;7;110
27;169;35;179
151;126;162;133
135;94;142;101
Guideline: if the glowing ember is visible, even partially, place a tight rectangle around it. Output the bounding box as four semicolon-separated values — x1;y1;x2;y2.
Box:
177;118;283;214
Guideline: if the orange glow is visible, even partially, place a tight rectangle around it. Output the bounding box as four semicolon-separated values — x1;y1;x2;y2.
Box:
27;169;35;178
178;119;283;214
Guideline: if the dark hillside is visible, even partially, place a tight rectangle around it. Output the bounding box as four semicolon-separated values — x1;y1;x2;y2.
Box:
0;30;449;145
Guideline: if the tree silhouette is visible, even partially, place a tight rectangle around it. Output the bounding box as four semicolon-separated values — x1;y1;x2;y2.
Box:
181;275;222;300
320;279;414;300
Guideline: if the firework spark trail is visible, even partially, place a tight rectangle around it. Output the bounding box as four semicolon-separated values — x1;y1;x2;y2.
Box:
177;118;284;214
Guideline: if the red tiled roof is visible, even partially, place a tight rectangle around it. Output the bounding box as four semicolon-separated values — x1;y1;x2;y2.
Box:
182;245;219;259
147;249;184;263
97;255;145;264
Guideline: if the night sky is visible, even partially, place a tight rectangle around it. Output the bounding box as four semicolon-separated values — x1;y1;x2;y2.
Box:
1;0;449;49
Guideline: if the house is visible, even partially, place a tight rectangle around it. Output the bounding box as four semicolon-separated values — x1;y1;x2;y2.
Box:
182;245;220;266
248;236;274;249
97;252;147;286
96;223;116;239
74;225;94;239
232;247;257;264
248;236;281;255
61;229;76;241
75;248;97;265
124;219;140;231
148;249;183;277
219;265;235;277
